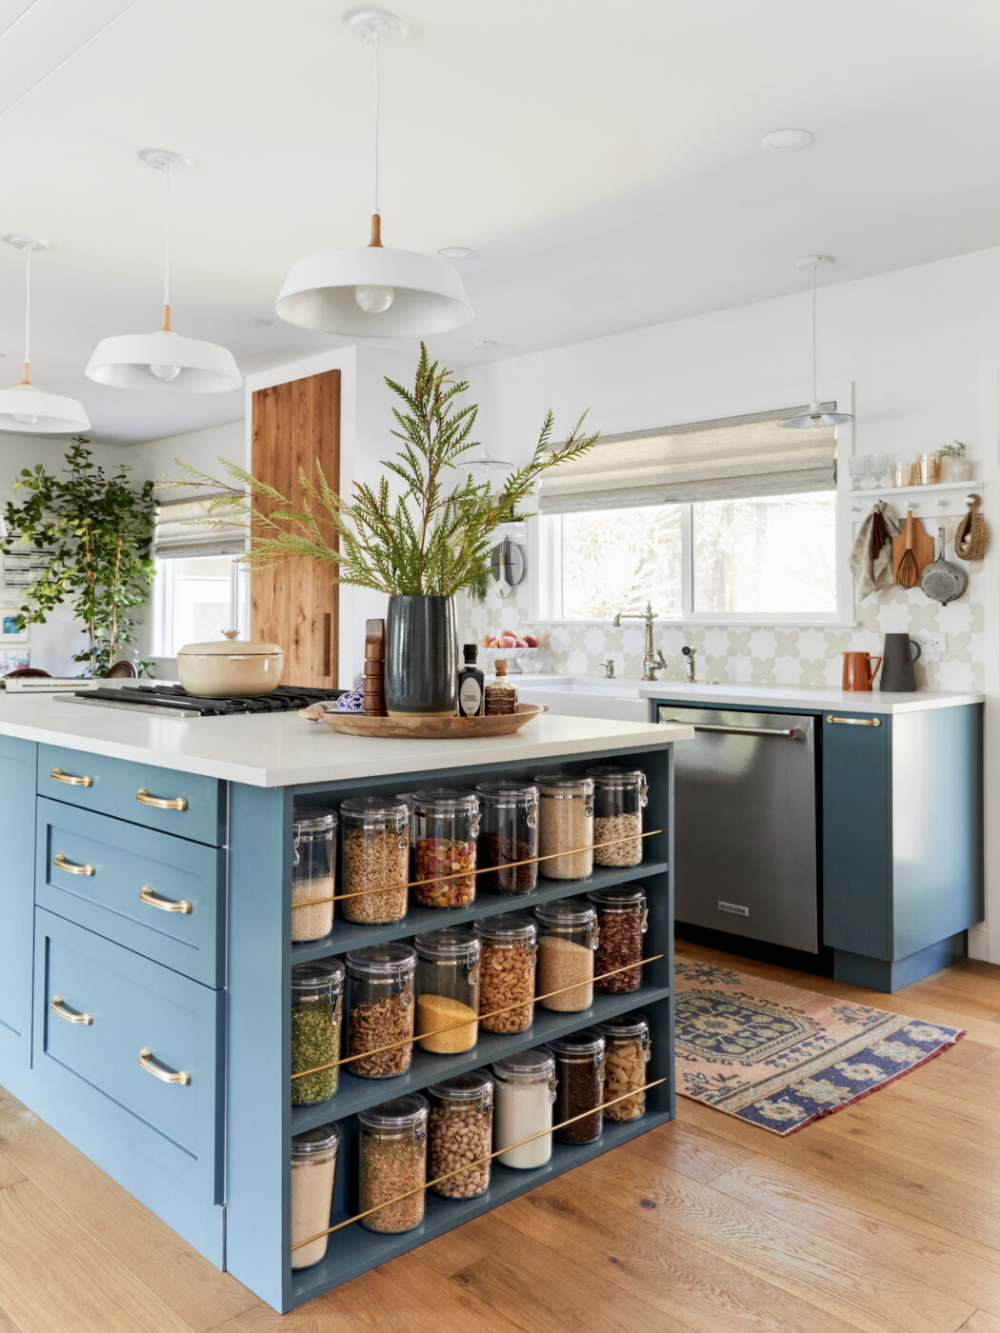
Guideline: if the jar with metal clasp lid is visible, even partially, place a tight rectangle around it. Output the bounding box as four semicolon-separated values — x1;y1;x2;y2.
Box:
595;1011;651;1121
414;927;480;1054
358;1094;429;1233
585;764;648;867
345;943;416;1078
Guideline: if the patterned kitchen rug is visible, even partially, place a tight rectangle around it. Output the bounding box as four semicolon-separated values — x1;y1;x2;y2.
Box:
674;960;965;1135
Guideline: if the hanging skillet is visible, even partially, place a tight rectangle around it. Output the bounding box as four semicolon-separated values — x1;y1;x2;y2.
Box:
920;526;967;604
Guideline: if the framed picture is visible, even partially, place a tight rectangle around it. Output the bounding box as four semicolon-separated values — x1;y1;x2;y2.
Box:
0;648;29;675
0;607;28;644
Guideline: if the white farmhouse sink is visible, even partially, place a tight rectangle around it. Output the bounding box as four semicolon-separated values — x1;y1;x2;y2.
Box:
516;675;652;722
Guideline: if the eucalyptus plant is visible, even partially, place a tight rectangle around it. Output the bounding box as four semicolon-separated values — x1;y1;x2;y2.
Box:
1;441;157;676
176;344;599;597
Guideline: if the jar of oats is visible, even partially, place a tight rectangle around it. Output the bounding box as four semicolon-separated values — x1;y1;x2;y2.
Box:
595;1011;650;1121
358;1094;428;1233
586;884;647;993
427;1070;493;1199
345;943;416;1079
534;773;594;880
291;807;337;943
535;899;598;1012
473;913;537;1033
585;765;648;867
339;796;410;925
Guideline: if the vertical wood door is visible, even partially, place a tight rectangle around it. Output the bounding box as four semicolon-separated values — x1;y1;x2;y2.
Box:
250;369;340;688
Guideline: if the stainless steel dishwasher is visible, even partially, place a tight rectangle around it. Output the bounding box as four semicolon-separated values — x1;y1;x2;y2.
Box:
658;705;819;952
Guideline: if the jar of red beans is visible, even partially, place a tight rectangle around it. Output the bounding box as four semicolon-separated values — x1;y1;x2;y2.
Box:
410;789;480;909
586;884;647;993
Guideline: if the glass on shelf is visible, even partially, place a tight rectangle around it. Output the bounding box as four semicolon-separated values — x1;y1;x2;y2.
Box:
890;461;909;488
868;453;888;488
291;807;337;944
847;455;869;490
918;452;941;485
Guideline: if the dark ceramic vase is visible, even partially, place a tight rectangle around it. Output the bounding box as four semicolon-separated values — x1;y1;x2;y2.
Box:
385;595;459;716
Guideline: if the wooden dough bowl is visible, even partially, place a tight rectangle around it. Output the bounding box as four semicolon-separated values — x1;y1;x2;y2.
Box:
300;701;549;738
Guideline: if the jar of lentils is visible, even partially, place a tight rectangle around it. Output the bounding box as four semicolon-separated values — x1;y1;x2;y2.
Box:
410;789;480;908
535;773;594;880
475;780;539;894
345;943;416;1079
596;1012;650;1121
291;807;337;943
585;765;648;867
414;928;480;1054
339;796;410;925
474;913;537;1033
427;1070;494;1199
358;1094;428;1233
548;1029;606;1144
586;884;648;993
290;959;344;1106
535;899;599;1012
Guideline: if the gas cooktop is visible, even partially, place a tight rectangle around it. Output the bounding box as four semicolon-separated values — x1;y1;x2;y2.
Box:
56;683;344;719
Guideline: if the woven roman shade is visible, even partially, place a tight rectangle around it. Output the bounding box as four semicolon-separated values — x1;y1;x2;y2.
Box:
154;494;246;560
539;405;838;514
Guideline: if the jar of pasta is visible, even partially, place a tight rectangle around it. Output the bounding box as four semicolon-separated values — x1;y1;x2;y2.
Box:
410;789;480;908
595;1012;650;1121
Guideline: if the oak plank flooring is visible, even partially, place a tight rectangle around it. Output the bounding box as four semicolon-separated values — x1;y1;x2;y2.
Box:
958;1314;1000;1332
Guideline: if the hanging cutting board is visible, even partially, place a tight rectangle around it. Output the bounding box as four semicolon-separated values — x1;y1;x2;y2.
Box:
892;510;934;587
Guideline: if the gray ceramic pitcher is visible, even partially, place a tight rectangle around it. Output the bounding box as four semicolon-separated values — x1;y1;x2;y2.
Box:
880;633;921;692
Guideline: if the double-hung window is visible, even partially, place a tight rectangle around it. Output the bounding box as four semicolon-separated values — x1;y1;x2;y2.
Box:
152;496;248;658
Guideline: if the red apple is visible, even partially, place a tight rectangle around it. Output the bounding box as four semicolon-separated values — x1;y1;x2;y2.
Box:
523;633;539;648
481;634;493;648
500;634;517;648
514;637;528;648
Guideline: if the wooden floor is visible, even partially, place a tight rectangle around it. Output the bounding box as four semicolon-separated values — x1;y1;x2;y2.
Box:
2;939;1000;1331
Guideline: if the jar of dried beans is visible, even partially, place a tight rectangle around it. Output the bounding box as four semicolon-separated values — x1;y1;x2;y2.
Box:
339;796;410;925
414;928;480;1054
427;1070;493;1199
475;780;539;895
586;884;648;993
492;1048;557;1169
534;773;594;880
410;789;480;908
290;1121;340;1269
548;1029;606;1144
596;1012;650;1121
585;765;648;867
358;1094;428;1233
473;913;537;1033
345;943;416;1079
291;807;337;943
535;899;598;1012
290;959;344;1106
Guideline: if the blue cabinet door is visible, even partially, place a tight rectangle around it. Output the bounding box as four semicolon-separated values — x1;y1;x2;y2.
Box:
0;735;36;1082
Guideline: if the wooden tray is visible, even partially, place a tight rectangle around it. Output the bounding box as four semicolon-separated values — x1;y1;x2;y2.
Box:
300;701;549;738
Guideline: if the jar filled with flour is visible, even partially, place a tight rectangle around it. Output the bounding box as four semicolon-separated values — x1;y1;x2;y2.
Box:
492;1048;557;1169
291;807;337;943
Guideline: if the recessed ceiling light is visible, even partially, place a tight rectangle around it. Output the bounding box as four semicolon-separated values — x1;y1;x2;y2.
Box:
759;128;814;153
245;316;274;327
437;246;479;261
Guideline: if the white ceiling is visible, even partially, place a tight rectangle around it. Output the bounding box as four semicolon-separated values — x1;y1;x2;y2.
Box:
3;0;1000;443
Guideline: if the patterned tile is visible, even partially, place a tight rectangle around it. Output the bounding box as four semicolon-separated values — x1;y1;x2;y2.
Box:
727;630;751;656
942;632;972;663
774;630;801;658
907;603;941;633
750;657;777;685
799;659;828;687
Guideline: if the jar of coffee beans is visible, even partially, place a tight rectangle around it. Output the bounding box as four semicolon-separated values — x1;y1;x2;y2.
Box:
427;1070;494;1199
534;773;594;880
596;1012;650;1121
473;913;537;1033
475;780;539;894
345;943;416;1079
586;884;647;993
358;1094;428;1233
290;960;344;1106
410;789;480;908
585;765;648;867
548;1029;606;1144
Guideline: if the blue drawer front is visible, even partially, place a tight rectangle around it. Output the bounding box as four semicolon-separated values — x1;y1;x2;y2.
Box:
34;908;222;1202
36;798;225;988
38;744;225;846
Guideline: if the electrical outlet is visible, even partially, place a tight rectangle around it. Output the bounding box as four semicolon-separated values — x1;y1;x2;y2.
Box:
912;632;945;657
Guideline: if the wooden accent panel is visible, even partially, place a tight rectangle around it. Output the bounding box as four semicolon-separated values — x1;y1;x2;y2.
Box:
250;370;340;687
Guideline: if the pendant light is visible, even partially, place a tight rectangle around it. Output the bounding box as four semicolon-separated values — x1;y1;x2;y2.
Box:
0;236;90;434
778;255;853;430
458;341;516;481
276;6;473;337
85;150;242;393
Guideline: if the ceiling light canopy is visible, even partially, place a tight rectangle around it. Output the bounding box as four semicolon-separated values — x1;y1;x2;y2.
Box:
276;7;473;338
759;127;815;152
0;236;90;435
779;255;853;430
86;150;242;394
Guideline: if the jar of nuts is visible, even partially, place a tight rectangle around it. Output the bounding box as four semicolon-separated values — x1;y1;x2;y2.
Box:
475;780;539;895
595;1011;650;1121
585;765;648;867
427;1070;494;1199
345;943;416;1079
291;807;337;943
586;884;648;994
534;773;595;880
414;928;480;1054
290;960;344;1106
410;789;481;909
547;1028;606;1145
473;913;537;1033
339;796;410;925
358;1094;428;1233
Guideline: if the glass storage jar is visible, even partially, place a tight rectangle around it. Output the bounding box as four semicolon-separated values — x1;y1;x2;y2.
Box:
535;899;599;1012
473;913;537;1033
585;765;648;867
475;780;539;894
534;773;594;879
410;789;481;908
358;1094;428;1233
291;959;344;1106
548;1029;606;1144
492;1048;557;1169
427;1070;494;1199
339;796;410;925
290;1121;340;1268
596;1012;650;1121
291;807;337;943
345;943;416;1079
586;884;648;993
414;928;480;1054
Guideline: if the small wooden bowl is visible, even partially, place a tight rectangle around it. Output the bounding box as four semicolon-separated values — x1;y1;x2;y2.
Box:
300;702;549;738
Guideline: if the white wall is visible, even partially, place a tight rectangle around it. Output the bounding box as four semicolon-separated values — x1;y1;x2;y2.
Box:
130;419;245;502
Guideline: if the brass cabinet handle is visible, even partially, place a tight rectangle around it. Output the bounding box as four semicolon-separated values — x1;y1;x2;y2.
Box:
136;788;188;812
51;767;93;788
139;885;192;915
826;714;882;727
53;851;95;876
50;995;92;1025
138;1047;190;1086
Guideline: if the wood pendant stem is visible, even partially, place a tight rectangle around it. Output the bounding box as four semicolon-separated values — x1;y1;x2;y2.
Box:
368;213;383;247
160;303;172;332
20;362;30;385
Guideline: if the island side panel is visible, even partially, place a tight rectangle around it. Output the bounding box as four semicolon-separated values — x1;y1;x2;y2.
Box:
0;735;36;1092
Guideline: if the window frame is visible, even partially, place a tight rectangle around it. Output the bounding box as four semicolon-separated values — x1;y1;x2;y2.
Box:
151;554;249;660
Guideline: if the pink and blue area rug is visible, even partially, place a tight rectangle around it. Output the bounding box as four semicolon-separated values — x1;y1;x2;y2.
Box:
674;960;965;1135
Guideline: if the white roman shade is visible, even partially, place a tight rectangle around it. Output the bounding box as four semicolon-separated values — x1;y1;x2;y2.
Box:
154;494;246;560
539;405;838;514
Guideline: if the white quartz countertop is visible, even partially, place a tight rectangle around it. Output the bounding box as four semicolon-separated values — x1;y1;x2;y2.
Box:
0;692;692;787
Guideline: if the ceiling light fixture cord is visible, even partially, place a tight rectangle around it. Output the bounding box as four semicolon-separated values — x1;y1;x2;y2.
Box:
482;341;491;463
161;163;172;329
372;32;381;217
21;245;30;382
810;261;818;405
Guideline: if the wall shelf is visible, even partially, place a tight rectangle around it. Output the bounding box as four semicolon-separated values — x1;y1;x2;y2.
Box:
849;479;982;499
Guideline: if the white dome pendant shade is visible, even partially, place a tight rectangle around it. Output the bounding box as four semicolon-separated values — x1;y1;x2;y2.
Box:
779;255;853;430
276;7;473;339
458;340;516;483
0;236;90;435
86;151;241;394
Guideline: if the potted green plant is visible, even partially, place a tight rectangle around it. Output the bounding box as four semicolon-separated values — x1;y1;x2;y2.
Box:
939;440;972;482
178;345;597;714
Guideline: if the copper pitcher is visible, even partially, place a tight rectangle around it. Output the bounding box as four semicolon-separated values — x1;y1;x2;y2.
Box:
842;651;882;692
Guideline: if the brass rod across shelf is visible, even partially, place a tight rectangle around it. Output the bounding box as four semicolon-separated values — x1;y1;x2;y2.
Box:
291;953;666;1079
291;829;664;909
291;1077;668;1250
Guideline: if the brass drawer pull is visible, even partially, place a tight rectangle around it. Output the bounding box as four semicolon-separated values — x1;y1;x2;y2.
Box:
139;1047;190;1086
826;714;882;727
53;851;95;876
139;885;192;915
51;767;93;788
136;788;188;812
50;995;92;1025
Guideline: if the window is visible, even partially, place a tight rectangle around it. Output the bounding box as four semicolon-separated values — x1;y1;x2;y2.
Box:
151;494;247;657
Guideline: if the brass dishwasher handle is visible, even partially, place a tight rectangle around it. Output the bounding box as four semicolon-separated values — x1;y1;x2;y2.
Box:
136;788;188;812
51;767;93;787
826;714;882;727
50;995;92;1025
138;1048;191;1086
139;885;192;915
53;852;95;876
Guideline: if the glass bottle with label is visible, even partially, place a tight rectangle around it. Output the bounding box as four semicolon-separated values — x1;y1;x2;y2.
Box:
484;658;517;715
457;644;485;718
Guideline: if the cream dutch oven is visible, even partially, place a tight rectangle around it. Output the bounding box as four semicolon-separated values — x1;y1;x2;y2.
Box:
177;630;284;697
